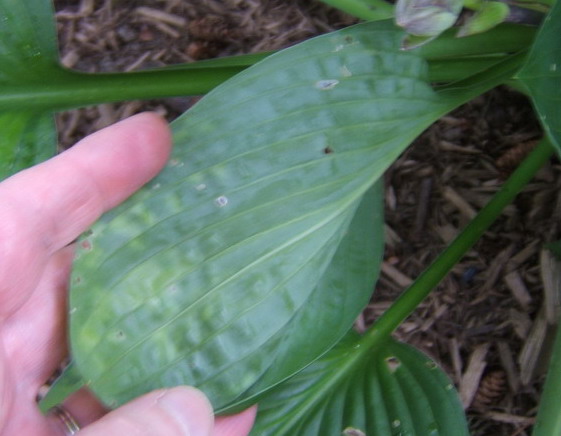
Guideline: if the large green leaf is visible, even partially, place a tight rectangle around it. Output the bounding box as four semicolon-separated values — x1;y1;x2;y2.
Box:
0;0;60;178
39;182;384;414
518;0;561;155
39;21;514;413
251;334;468;436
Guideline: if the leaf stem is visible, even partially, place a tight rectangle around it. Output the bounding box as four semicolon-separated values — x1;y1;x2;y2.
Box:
415;23;535;60
318;0;394;20
0;24;534;113
0;53;269;112
0;67;241;112
361;138;554;347
428;56;508;82
38;362;84;414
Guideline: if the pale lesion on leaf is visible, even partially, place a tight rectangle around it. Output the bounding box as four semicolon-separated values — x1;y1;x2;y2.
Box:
342;427;366;436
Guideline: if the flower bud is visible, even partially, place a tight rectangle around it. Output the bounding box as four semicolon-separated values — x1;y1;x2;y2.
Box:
396;0;463;36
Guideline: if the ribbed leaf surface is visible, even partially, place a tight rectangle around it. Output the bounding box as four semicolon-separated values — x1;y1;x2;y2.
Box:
0;111;56;176
251;334;469;436
67;21;459;411
0;0;59;83
518;1;561;155
0;0;59;178
233;182;385;405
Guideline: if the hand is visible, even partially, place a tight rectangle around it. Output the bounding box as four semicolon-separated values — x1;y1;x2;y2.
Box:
0;113;256;436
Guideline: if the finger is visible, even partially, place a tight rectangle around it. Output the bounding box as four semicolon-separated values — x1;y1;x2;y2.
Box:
0;345;13;433
79;387;214;436
0;113;171;317
1;112;171;252
60;388;107;428
215;406;257;436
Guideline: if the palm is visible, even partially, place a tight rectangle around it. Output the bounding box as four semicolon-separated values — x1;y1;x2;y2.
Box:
1;245;106;435
0;114;255;436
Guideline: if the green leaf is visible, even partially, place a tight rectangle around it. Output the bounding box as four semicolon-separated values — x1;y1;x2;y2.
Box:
533;322;561;436
43;21;503;412
37;361;84;414
545;239;561;260
0;111;56;177
517;0;561;155
0;0;60;76
0;0;60;178
40;181;383;415
251;334;468;436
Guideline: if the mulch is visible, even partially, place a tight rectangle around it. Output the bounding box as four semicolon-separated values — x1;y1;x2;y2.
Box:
53;1;560;434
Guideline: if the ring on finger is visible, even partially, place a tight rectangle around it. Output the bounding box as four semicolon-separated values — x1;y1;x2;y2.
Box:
50;405;81;435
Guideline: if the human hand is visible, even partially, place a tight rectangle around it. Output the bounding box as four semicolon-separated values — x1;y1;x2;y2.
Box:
0;113;256;436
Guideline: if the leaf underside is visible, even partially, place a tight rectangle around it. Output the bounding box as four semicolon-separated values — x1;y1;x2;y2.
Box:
518;0;561;156
63;21;469;412
250;334;469;436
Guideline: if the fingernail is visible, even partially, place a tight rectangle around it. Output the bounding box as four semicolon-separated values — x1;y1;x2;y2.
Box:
157;387;214;436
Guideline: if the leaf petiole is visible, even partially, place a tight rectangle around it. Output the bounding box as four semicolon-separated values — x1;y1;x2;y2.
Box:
38;361;84;414
319;0;394;21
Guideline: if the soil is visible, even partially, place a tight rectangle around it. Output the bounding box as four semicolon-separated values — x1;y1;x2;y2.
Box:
53;1;560;435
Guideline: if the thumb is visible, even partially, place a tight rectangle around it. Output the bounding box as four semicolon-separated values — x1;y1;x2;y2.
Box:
79;387;214;436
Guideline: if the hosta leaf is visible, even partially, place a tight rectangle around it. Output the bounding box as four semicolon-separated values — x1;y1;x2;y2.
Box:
251;333;468;436
39;182;384;414
518;0;561;155
0;0;60;80
0;111;56;176
0;0;60;178
42;21;498;412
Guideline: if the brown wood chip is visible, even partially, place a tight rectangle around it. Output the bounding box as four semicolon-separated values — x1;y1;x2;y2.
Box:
135;6;187;27
443;186;478;220
497;341;520;393
518;307;548;385
460;343;490;409
540;248;561;324
504;270;532;310
381;262;413;288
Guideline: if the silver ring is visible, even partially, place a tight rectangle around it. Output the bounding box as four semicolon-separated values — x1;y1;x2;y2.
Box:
51;406;81;435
